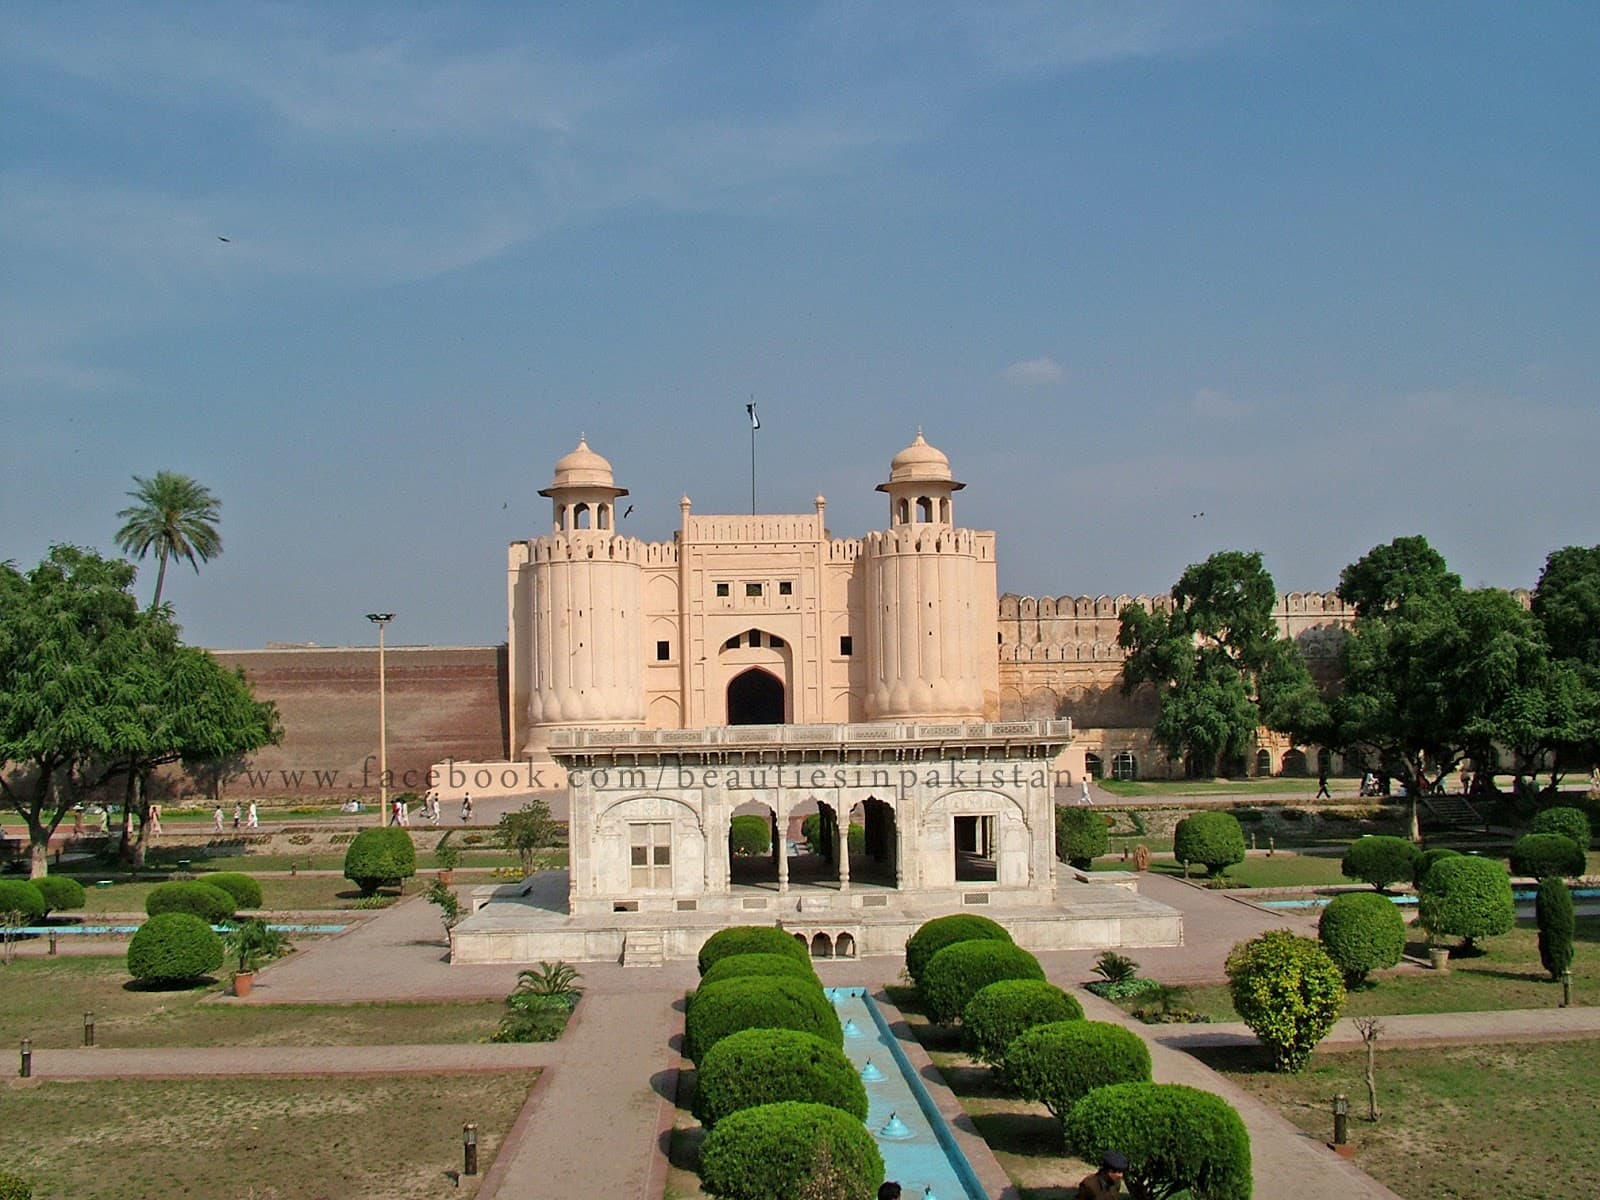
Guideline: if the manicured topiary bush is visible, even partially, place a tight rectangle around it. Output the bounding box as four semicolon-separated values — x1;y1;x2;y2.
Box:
1419;856;1516;950
1173;811;1246;878
728;814;772;857
0;879;48;922
0;1173;32;1200
921;940;1045;1025
700;952;818;989
342;827;417;895
961;979;1084;1069
1054;806;1109;869
685;976;840;1063
1064;1083;1252;1200
1413;847;1460;889
1509;833;1586;880
32;875;86;917
698;1101;883;1200
144;881;236;923
1531;805;1591;850
693;1028;867;1126
127;912;224;984
800;814;865;859
1318;892;1406;985
1340;835;1422;892
903;913;1012;987
203;872;264;909
697;926;812;976
1226;929;1345;1072
1536;876;1575;981
1005;1020;1151;1121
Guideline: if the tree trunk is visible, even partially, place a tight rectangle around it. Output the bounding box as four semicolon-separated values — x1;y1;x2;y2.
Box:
29;836;49;879
1365;1040;1381;1120
118;766;137;863
151;549;170;609
131;774;153;870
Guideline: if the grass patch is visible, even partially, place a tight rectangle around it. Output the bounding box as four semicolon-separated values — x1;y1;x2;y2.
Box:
1204;1039;1600;1200
5;1072;531;1200
1150;853;1350;889
1097;778;1323;797
1140;916;1600;1021
0;956;503;1047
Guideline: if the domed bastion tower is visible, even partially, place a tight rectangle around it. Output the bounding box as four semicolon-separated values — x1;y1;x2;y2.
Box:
449;432;1183;966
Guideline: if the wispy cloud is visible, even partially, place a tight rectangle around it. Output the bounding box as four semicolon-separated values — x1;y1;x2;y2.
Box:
1002;356;1065;386
1189;386;1252;420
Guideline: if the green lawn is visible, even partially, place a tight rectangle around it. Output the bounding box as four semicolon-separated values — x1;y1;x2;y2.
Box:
1137;917;1600;1020
4;1073;532;1200
0;956;504;1047
1204;1039;1600;1200
1149;853;1351;889
1097;778;1325;797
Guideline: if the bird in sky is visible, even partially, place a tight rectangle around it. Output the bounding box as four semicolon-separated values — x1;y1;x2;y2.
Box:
1192;512;1206;519
623;504;634;518
217;236;231;243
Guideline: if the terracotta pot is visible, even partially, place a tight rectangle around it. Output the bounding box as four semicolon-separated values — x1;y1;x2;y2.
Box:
233;970;255;998
438;869;454;886
1428;946;1450;972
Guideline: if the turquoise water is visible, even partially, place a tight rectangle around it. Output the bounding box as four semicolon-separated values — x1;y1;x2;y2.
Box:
1260;888;1600;910
826;987;986;1200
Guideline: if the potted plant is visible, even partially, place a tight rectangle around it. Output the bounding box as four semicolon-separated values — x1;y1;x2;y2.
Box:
435;839;461;886
222;918;289;998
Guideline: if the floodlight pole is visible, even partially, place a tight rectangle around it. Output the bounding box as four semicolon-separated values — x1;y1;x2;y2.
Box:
366;613;396;825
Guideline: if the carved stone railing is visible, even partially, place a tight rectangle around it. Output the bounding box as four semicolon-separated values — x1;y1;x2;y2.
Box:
548;718;1072;752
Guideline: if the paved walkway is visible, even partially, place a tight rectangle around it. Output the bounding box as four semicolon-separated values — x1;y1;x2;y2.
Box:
21;1043;555;1080
1155;1004;1600;1053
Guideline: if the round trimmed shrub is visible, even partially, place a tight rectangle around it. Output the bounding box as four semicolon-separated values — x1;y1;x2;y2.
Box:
33;875;86;916
1413;847;1460;889
1064;1082;1251;1200
1531;805;1591;849
1536;876;1575;981
1419;855;1516;949
698;1100;883;1200
1054;806;1109;869
697;926;812;976
1509;832;1586;880
203;872;263;909
1005;1020;1151;1119
693;1027;867;1126
685;976;840;1063
904;913;1012;987
1173;811;1246;877
127;912;224;984
1318;892;1405;984
1226;929;1345;1072
701;952;818;989
0;879;47;922
0;1173;32;1200
921;940;1044;1025
342;827;417;895
1340;835;1422;891
145;881;236;923
728;814;771;857
961;979;1083;1069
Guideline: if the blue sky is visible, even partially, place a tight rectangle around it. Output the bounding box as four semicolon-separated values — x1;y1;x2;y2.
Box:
2;2;1596;649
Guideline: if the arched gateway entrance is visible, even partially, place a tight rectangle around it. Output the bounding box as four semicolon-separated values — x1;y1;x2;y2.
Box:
727;667;785;725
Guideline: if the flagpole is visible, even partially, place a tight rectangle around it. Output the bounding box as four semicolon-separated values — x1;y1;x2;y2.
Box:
747;400;758;514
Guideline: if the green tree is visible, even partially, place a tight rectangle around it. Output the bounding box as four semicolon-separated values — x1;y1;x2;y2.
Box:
114;471;223;609
497;797;558;872
1532;545;1600;670
1535;877;1575;981
1119;550;1322;776
1336;534;1460;619
0;548;143;876
1226;930;1346;1072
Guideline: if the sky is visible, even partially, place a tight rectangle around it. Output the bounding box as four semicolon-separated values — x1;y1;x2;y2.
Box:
2;2;1596;650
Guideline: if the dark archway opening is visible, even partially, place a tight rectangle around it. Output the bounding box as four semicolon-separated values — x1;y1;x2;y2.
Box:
727;667;785;725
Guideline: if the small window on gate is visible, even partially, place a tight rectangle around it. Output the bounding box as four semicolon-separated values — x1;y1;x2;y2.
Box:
778;580;793;595
656;640;670;661
839;635;853;656
716;583;730;597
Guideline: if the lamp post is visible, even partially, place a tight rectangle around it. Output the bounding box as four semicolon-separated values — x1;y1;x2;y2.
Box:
462;1122;478;1176
366;613;396;825
1332;1093;1349;1146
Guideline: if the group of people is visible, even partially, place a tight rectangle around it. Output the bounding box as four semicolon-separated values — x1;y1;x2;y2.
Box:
389;791;474;826
879;1150;1126;1198
213;801;258;831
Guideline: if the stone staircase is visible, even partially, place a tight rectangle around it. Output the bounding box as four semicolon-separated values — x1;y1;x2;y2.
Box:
621;930;664;967
1419;792;1485;828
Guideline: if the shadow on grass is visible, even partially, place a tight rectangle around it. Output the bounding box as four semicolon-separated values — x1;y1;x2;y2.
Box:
122;976;216;993
966;1110;1062;1159
1186;1043;1278;1075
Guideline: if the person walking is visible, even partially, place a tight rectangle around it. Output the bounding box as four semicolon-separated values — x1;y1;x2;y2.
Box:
1315;768;1331;800
149;804;163;836
213;804;225;832
1076;1150;1127;1198
1079;777;1093;805
72;806;85;839
246;801;259;829
232;802;242;830
460;793;473;823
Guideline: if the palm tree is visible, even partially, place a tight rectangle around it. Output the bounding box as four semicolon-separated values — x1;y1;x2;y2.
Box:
114;471;223;608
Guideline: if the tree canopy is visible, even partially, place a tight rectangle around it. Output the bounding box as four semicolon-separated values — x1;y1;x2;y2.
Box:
114;470;223;609
1118;550;1321;776
0;546;278;874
